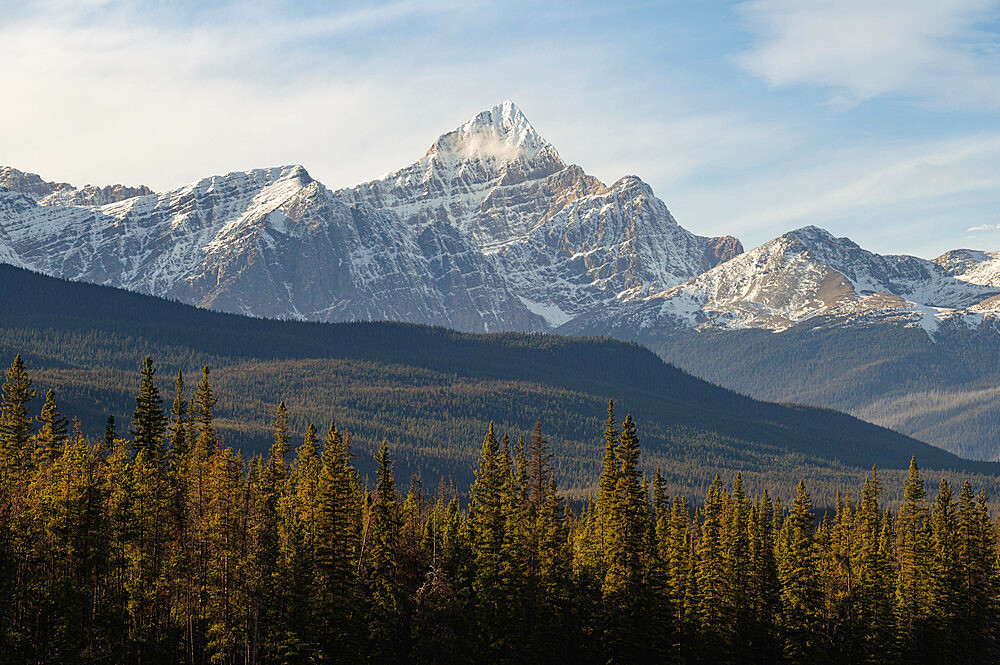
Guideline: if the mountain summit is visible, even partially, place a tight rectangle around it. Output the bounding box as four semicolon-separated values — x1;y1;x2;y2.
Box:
436;100;559;166
2;100;740;332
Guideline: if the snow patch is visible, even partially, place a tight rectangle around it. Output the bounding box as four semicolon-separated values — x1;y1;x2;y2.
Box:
517;296;574;327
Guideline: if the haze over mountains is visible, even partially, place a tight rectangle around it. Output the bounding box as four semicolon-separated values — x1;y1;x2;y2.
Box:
3;101;1000;458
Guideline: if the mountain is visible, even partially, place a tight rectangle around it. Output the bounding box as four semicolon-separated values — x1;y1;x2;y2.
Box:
339;100;743;327
561;226;1000;459
0;166;153;206
3;263;997;504
0;102;740;332
0;164;544;331
562;226;1000;336
935;248;1000;287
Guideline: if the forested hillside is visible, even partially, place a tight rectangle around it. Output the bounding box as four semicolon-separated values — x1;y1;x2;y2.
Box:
651;324;1000;460
1;355;997;664
1;264;997;503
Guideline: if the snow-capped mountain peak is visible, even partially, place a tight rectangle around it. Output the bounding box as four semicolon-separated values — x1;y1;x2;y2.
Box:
0;101;744;335
934;248;1000;287
560;224;1000;340
437;100;558;165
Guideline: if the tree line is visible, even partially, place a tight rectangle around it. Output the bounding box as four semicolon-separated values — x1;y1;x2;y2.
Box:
1;354;998;664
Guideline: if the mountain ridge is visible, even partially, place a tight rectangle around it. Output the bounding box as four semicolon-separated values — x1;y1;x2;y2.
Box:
0;101;741;333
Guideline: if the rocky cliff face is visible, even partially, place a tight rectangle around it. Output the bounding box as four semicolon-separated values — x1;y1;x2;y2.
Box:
0;101;739;332
561;226;1000;338
0;166;152;206
340;100;743;327
0;165;544;331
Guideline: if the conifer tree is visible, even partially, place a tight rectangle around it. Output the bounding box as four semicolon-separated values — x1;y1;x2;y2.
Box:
749;490;781;661
104;414;116;448
314;422;363;663
130;356;167;463
896;457;932;648
595;399;619;573
191;366;218;456
32;389;68;464
365;440;403;664
780;480;823;664
603;413;645;597
697;473;728;644
166;369;188;469
527;422;551;509
725;473;753;649
0;354;36;488
929;478;959;657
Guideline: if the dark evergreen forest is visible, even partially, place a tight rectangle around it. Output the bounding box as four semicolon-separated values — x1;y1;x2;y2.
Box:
643;320;1000;460
3;264;998;504
2;355;999;665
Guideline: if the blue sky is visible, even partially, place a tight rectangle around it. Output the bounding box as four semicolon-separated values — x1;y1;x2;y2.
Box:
2;0;1000;257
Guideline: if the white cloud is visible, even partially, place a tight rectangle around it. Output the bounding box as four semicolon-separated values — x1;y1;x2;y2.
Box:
967;224;1000;231
0;0;788;198
737;0;1000;108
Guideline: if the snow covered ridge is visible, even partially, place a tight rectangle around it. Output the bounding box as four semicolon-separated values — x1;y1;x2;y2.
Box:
559;226;1000;339
0;101;741;333
5;101;997;340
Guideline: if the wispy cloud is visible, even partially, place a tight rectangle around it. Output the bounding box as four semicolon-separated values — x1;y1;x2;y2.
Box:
736;0;1000;108
0;0;786;196
1;1;998;259
968;224;1000;231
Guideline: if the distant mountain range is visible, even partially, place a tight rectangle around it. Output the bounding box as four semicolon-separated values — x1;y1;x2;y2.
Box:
3;101;999;458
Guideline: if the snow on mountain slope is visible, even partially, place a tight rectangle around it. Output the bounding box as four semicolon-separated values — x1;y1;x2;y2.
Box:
341;101;743;325
560;226;1000;338
934;248;1000;287
0;166;152;206
338;100;570;245
0;194;23;268
0;103;745;332
494;176;739;323
0;165;544;331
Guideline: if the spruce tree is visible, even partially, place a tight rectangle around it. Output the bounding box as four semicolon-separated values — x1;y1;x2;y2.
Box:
104;415;117;448
527;422;551;509
191;366;218;456
0;354;36;487
314;422;363;663
895;456;932;649
33;388;68;464
130;356;167;463
780;480;823;665
596;399;619;573
365;440;402;664
165;369;188;470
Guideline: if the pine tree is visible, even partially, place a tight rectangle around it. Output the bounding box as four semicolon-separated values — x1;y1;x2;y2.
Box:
749;490;781;661
365;440;403;664
929;478;959;658
130;356;167;463
780;480;823;665
595;399;619;574
32;389;68;464
527;422;551;509
165;369;188;470
725;473;753;651
0;354;36;490
104;415;117;448
191;366;218;457
313;422;363;663
603;413;645;598
895;456;932;649
697;474;728;644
